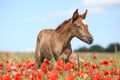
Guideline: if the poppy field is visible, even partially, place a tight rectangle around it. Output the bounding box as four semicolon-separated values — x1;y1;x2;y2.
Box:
0;52;120;80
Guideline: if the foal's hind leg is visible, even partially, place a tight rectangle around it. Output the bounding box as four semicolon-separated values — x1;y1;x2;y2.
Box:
35;54;44;69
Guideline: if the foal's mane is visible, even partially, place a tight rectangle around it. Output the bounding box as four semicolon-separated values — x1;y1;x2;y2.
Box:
55;19;71;31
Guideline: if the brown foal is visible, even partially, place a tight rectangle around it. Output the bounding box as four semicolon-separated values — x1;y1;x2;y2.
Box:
35;9;93;69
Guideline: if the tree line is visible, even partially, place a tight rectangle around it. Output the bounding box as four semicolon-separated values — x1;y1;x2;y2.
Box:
75;43;120;52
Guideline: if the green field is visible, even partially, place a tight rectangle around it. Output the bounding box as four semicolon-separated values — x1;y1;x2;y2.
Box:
0;52;120;80
0;52;119;62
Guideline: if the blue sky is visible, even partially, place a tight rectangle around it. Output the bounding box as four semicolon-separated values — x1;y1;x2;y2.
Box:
0;0;120;51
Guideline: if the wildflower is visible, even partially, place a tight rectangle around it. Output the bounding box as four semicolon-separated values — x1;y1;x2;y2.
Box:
64;73;75;80
25;60;35;69
64;63;73;71
109;59;115;66
69;57;74;62
25;61;31;69
11;65;17;71
36;70;45;80
17;62;23;68
104;76;113;80
31;70;37;79
5;52;10;57
41;60;50;73
6;64;12;72
83;61;89;68
24;72;30;79
0;63;4;68
103;70;109;75
77;70;83;76
93;55;97;59
41;63;47;73
44;60;50;65
118;75;120;80
92;76;102;80
95;72;103;78
79;58;84;62
48;70;59;80
14;73;22;80
100;60;109;66
55;59;64;70
1;74;12;80
110;68;117;75
90;64;99;71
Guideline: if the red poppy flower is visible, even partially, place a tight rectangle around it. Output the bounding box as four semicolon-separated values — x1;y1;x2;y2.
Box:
95;72;104;78
90;64;99;71
5;52;10;57
1;75;12;80
100;60;109;66
104;76;113;80
110;68;117;75
14;73;22;80
36;70;45;80
103;70;109;75
69;57;74;62
40;60;51;72
64;73;75;80
25;60;35;69
6;64;12;72
44;60;50;65
0;63;3;68
64;63;73;71
109;59;115;66
17;62;23;68
93;55;97;59
118;75;120;80
77;70;83;76
48;70;58;80
83;61;89;68
92;76;102;80
55;59;64;70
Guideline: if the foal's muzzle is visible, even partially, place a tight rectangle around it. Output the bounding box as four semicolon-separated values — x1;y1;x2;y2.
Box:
86;37;93;44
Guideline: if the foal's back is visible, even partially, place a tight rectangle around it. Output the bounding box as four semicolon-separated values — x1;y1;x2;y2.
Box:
39;29;55;49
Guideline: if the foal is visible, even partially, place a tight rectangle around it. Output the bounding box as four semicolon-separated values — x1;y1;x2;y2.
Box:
35;9;93;69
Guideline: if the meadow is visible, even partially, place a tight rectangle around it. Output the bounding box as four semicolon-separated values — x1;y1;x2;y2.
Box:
0;52;120;80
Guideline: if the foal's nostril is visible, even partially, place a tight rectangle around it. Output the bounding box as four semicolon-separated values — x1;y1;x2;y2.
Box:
88;37;93;44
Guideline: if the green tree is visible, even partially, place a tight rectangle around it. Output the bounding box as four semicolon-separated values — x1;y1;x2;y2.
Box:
89;45;104;52
74;47;88;52
105;43;120;52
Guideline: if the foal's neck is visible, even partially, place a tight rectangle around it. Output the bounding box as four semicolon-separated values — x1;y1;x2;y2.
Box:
56;19;73;46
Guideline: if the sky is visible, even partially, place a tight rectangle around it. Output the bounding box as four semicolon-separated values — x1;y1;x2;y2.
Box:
0;0;120;52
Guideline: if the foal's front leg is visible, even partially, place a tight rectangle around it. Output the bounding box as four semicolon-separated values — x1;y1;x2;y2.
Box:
61;44;72;63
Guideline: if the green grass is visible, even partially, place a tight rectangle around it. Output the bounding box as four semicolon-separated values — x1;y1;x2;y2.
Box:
0;52;34;62
0;52;119;62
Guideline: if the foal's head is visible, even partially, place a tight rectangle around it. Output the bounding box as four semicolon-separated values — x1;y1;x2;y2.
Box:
70;9;93;44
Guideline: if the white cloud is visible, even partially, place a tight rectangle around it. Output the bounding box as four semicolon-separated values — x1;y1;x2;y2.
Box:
88;7;105;14
41;7;105;22
83;0;120;6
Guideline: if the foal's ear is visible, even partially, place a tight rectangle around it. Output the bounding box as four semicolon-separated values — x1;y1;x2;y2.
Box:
72;9;79;21
80;9;88;19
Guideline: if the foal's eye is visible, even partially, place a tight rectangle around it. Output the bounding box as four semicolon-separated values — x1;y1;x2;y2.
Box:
76;26;81;29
